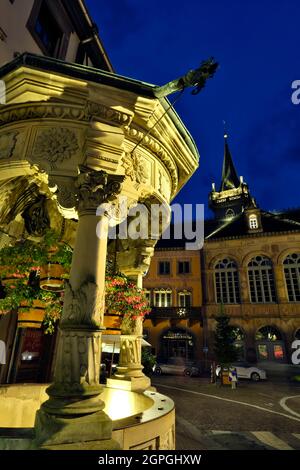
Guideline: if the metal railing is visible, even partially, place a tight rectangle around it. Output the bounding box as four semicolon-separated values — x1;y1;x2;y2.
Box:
149;306;202;320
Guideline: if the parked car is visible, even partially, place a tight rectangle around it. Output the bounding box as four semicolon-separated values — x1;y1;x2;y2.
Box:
153;358;201;377
216;362;267;381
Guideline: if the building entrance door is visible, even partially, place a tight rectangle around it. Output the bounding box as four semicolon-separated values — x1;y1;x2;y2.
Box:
161;328;194;362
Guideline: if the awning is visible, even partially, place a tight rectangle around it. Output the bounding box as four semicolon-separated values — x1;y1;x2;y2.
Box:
102;335;151;354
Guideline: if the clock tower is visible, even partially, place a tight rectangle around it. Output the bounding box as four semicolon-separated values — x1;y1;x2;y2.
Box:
209;134;255;220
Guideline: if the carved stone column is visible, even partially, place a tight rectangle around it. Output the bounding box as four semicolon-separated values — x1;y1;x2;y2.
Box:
34;168;124;449
107;317;151;392
107;243;154;392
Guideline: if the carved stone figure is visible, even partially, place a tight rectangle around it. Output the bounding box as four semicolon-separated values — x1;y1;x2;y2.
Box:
22;195;50;236
122;152;150;185
154;57;218;98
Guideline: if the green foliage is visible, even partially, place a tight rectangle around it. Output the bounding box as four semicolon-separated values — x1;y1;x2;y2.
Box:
141;348;156;376
105;274;151;334
0;229;72;276
214;311;239;366
0;229;70;334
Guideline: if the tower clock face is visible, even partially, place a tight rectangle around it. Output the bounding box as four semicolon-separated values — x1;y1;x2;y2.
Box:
225;208;235;218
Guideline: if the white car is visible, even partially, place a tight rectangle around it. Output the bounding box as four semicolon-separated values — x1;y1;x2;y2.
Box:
216;362;267;381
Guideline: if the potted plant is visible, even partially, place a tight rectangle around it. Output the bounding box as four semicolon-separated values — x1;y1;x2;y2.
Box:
35;230;72;292
0;230;72;292
105;275;151;335
0;230;69;333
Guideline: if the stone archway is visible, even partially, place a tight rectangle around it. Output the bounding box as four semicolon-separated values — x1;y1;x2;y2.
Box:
255;325;286;362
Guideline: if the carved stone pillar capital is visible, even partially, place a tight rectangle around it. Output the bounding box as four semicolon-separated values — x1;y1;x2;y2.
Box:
107;334;151;392
117;239;156;279
75;166;124;216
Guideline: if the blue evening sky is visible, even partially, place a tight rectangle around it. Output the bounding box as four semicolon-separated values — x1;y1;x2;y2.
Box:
86;0;300;217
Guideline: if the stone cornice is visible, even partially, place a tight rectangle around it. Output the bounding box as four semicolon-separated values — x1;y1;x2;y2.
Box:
0;101;132;127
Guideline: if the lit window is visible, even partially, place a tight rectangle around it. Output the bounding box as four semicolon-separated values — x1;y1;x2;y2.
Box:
283;253;300;302
154;289;172;307
214;258;240;304
178;291;191;307
248;256;276;303
249;214;258;229
144;290;151;306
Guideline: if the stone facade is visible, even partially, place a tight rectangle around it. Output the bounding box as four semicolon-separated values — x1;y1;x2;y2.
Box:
203;230;300;363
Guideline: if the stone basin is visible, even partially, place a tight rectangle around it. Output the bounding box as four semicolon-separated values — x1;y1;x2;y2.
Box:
0;384;175;450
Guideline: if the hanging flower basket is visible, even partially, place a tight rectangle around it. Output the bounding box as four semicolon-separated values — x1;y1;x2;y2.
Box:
17;300;46;329
0;268;27;287
39;262;65;292
39;241;72;292
105;275;151;335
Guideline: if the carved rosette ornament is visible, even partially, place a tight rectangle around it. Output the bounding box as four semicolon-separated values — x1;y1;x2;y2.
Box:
33;128;79;170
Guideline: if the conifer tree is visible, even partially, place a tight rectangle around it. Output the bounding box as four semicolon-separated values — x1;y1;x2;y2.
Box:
214;306;239;366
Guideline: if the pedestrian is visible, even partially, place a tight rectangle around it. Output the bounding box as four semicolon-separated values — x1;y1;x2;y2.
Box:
229;367;238;389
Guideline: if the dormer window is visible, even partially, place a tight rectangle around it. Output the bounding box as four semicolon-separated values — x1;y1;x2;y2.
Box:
249;214;258;229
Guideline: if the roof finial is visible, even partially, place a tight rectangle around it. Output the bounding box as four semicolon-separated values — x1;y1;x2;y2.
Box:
223;120;228;139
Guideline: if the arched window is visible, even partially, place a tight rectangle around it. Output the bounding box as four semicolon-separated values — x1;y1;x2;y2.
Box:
144;290;151;306
255;326;285;361
255;326;282;342
283;253;300;302
248;256;276;303
248;214;258;229
214;258;240;304
154;288;172;307
178;291;191;307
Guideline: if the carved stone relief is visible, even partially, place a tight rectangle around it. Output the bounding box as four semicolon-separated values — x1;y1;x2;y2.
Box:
33;128;79;170
61;279;104;327
122;152;151;185
0;131;18;159
22;195;50;236
158;170;171;201
160;425;175;450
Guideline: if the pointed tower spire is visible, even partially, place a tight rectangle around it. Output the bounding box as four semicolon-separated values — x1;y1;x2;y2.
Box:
219;134;240;191
209;132;254;220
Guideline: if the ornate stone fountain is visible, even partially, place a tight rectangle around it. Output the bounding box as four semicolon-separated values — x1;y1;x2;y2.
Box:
0;53;212;449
